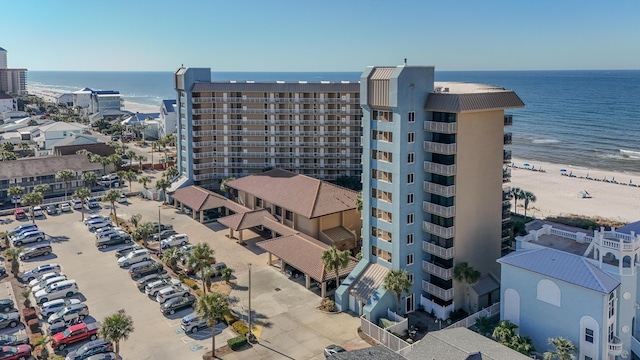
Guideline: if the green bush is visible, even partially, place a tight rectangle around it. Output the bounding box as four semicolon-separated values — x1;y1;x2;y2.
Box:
232;320;249;336
227;335;247;350
223;310;238;325
182;278;198;290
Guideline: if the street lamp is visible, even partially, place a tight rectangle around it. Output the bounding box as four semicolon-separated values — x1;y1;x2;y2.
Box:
157;206;162;256
247;263;253;342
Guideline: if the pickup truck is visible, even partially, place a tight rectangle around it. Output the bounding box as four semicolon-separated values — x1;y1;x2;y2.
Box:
50;321;100;350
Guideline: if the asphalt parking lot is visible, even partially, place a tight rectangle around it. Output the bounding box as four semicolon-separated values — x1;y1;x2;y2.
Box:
1;196;366;359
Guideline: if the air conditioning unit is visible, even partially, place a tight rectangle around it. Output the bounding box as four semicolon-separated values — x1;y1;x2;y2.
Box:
341;107;346;112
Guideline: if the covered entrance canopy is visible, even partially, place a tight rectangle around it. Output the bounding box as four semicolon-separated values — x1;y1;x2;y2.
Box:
170;185;229;223
258;233;357;298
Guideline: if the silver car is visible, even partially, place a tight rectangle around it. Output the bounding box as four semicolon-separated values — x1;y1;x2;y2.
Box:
40;298;82;318
145;278;181;297
0;312;20;329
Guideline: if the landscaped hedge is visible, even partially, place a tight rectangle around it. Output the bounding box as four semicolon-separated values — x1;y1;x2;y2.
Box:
231;320;248;336
227;335;247;350
223;310;238;325
182;278;198;290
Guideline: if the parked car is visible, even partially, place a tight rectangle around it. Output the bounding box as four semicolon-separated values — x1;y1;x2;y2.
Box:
156;284;190;303
117;250;149;267
148;229;177;241
145;278;181;297
30;206;44;218
87;220;112;232
7;224;37;237
31;275;67;293
0;313;20;329
46;205;58;215
83;215;107;225
70;199;83;210
10;196;21;204
129;260;164;279
117;193;127;203
135;273;170;291
0;267;5;278
0;344;32;360
28;271;63;287
19;243;53;260
96;233;132;249
161;294;196;315
47;303;89;325
60;203;72;212
40;299;82;318
150;222;173;231
324;344;346;358
85;352;117;360
51;323;101;351
210;262;228;278
0;334;29;347
114;244;143;259
13;209;26;220
87;198;99;209
35;279;79;304
12;230;45;247
47;318;80;336
21;263;62;282
181;312;210;334
0;300;14;313
161;234;189;249
63;338;113;359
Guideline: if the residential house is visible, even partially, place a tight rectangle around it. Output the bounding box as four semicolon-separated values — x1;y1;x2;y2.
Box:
0;92;16;113
73;88;92;108
56;93;74;106
33;122;89;150
158;99;176;139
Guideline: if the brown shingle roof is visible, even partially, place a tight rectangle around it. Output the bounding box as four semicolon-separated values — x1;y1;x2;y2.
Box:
258;234;357;282
217;209;276;231
227;169;358;218
171;185;228;212
0;154;102;180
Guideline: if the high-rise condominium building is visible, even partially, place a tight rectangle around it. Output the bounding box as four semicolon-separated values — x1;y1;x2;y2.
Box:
173;67;362;190
335;65;524;321
0;46;27;95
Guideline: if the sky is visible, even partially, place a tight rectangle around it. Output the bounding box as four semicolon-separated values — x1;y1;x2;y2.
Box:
2;0;639;71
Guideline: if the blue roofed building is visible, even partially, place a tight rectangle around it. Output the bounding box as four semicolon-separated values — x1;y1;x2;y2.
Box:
158;99;176;139
499;221;640;359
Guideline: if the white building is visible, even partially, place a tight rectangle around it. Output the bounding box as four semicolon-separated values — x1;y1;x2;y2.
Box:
0;47;7;69
0;92;16;113
73;88;93;108
56;93;74;106
158;99;176;139
33;122;89;150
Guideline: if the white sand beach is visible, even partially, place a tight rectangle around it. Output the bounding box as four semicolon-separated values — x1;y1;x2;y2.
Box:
510;157;640;224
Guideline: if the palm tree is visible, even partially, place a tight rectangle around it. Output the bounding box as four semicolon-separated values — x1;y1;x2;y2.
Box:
522;191;537;220
492;320;518;344
134;222;154;247
321;246;350;287
121;170;137;194
73;188;91;221
220;177;235;198
7;186;24;210
126;150;137;167
355;191;362;212
195;292;230;358
4;247;24;277
82;171;98;189
137;155;147;170
188;244;216;294
543;337;577;360
474;316;493;337
510;334;536;356
101;310;134;357
95;155;112;175
56;169;75;201
33;334;52;359
109;153;123;169
33;184;50;196
510;187;523;214
221;268;234;284
138;176;151;191
0;150;17;161
453;262;481;311
22;191;43;224
19;142;30;153
155;178;171;204
161;247;183;272
1;142;14;152
102;189;121;225
383;269;413;315
164;165;179;181
129;214;142;230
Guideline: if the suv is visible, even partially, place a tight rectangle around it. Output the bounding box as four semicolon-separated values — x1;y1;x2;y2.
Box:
31;206;44;217
129;261;164;279
181;312;210;334
65;339;113;360
47;303;89;325
46;205;58;215
83;215;107;225
96;233;132;249
135;273;170;291
35;279;79;304
8;223;38;237
145;278;181;297
161;294;196;315
60;203;72;212
20;243;53;260
117;250;149;267
114;244;143;259
87;198;99;209
87;220;113;232
12;230;46;246
28;271;63;287
156;284;190;303
32;275;67;293
150;222;173;231
21;263;62;282
70;199;83;210
14;208;26;220
40;299;82;318
148;229;177;241
161;234;189;249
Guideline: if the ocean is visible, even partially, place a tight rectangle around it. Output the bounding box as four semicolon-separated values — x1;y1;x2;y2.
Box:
27;70;640;173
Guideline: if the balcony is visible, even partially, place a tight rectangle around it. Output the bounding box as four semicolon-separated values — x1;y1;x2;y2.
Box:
504;132;512;145
424;141;457;155
423;222;455;239
422;240;455;259
503;168;511;183
608;335;623;356
423;182;456;197
422;280;454;301
503;150;512;164
424;121;457;134
423;201;456;218
424;162;457;176
504;114;513;126
422;261;453;280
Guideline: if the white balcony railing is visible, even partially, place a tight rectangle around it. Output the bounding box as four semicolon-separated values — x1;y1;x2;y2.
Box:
423;182;456;197
422;261;453;280
422;241;455;259
422;280;454;301
424;121;457;134
423;222;455;239
608;335;623;356
422;202;456;218
423;141;457;155
424;162;457;176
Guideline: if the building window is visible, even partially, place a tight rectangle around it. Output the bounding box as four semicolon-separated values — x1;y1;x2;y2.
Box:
408;273;414;284
274;206;282;216
407;233;414;245
408;111;415;123
407;193;414;204
407;253;414;265
407;213;414;225
407;173;414;184
408;132;415;143
285;210;293;221
255;198;263;208
585;357;593;360
407;152;414;164
585;328;594;343
371;246;377;257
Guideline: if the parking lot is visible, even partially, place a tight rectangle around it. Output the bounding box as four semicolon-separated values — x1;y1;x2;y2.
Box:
1;195;366;359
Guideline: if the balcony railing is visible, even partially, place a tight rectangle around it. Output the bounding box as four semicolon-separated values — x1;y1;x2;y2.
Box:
424;162;457;176
422;240;455;259
422;261;453;280
608;336;623;356
423;222;455;239
192;118;362;126
192;107;361;115
424;121;457;134
423;201;456;218
503;150;512;164
423;182;456;197
422;280;454;301
192;96;361;104
424;141;457;155
504;132;512;145
503;168;511;183
504;114;513;126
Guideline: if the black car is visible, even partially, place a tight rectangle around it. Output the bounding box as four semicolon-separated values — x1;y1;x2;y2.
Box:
160;294;197;315
148;229;177;241
0;299;14;313
0;334;29;346
66;339;114;360
0;266;5;277
46;205;58;215
96;233;132;249
48;318;80;336
114;244;142;258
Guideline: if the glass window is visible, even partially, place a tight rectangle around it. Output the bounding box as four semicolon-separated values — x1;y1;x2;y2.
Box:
408;111;415;123
407;193;414;204
407;213;414;225
285;210;293;221
407;253;414;265
407;152;414;164
407;173;414;184
408;132;415;143
585;328;594;343
407;233;414;245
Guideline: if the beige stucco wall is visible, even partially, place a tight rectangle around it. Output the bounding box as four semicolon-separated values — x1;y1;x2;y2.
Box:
341;209;362;240
295;216;319;238
320;213;341;230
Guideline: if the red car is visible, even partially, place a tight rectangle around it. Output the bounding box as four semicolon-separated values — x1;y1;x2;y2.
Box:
0;344;32;360
13;209;26;220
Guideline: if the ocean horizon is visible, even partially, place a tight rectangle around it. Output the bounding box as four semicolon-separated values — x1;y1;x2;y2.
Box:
27;69;640;174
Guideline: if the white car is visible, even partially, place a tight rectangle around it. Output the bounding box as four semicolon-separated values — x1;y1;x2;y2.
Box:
21;263;62;282
70;199;83;210
161;234;189;249
84;215;108;224
34;280;79;304
31;206;44;217
155;284;190;303
95;227;122;239
87;220;113;232
29;271;64;287
60;203;72;212
32;275;67;293
145;278;181;297
117;193;127;203
40;298;82;318
117;250;149;267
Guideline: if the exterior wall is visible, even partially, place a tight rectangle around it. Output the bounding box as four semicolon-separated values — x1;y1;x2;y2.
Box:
295;216;319;238
73;93;91;108
0;49;6;69
57;94;73;106
320;212;341;229
38;129;84;150
0;69;27;95
0;170;101;200
341;209;362;240
159;104;177;138
0;98;15;113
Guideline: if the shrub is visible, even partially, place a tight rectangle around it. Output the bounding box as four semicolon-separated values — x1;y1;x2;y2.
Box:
22;307;37;321
227;335;247;350
27;318;40;333
182;278;198;289
232;320;249;336
195;289;203;297
319;298;335;312
223;310;238;325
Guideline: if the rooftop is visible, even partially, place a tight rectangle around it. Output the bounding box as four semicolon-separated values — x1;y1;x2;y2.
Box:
0;154;102;180
170;185;228;212
191;81;359;93
328;346;404;360
38;122;88;133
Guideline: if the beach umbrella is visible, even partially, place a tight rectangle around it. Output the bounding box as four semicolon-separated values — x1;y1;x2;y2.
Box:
560;169;567;172
523;163;530;167
630;179;633;184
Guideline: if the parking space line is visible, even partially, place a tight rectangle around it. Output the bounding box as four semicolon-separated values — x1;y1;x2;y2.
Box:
164;318;180;327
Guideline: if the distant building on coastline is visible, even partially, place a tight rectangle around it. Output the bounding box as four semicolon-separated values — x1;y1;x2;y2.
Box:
71;87;123;113
0;92;16;113
172;67;362;191
0;46;27;95
158;99;176;139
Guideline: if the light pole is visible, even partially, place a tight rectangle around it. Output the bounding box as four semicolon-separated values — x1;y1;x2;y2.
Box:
248;263;252;342
157;206;162;256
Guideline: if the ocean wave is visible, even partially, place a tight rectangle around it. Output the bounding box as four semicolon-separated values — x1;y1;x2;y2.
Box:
620;149;640;159
531;138;560;144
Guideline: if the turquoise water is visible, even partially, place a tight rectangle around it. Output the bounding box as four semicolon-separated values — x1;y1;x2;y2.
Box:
28;70;640;172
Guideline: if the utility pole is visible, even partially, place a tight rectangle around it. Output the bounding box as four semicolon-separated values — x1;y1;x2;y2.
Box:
248;263;253;342
157;206;162;256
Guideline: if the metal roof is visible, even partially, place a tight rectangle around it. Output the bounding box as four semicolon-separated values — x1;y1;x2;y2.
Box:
425;91;524;113
470;274;499;297
368;67;396;80
348;263;389;302
191;82;359;93
498;248;620;294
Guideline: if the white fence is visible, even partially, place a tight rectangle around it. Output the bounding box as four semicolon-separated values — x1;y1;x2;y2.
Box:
360;316;412;355
446;302;501;329
385;309;408;335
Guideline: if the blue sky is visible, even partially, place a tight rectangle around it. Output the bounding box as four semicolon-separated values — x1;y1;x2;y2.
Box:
2;0;639;71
